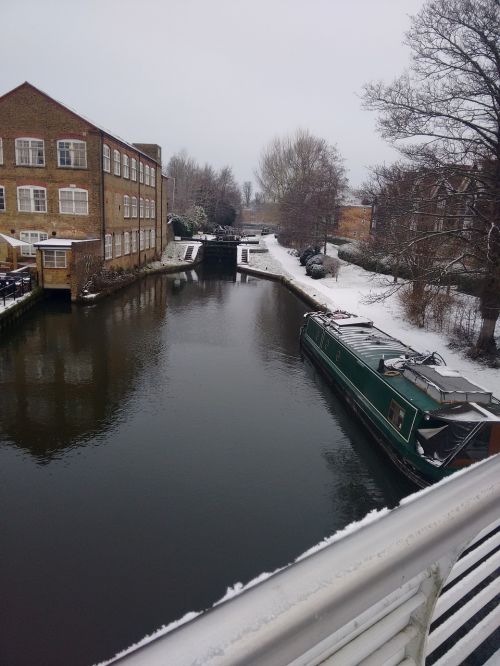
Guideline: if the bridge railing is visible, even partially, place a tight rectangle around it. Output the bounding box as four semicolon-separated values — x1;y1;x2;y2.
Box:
104;456;500;666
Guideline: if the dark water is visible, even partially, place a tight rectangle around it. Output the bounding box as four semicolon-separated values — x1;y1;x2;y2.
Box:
0;267;412;666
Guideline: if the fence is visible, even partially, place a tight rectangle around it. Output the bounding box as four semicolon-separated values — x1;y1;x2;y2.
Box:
0;266;33;307
104;455;499;666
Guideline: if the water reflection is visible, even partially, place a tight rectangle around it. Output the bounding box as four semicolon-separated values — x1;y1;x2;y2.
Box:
0;269;413;666
300;358;415;498
0;279;168;461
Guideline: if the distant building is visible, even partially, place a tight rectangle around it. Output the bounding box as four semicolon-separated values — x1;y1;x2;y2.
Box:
334;204;372;241
0;82;172;273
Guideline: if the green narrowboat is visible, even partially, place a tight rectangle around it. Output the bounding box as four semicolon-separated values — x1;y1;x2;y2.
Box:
300;310;500;487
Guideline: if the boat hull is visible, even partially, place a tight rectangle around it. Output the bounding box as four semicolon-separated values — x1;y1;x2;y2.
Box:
300;326;447;487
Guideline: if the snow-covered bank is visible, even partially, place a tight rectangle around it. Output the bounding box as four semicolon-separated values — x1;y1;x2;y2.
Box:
247;235;499;396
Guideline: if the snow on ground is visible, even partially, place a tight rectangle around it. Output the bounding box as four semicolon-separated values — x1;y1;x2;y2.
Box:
247;235;500;396
0;290;32;315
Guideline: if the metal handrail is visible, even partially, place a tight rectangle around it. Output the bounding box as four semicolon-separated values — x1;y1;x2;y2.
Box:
0;270;33;306
103;456;500;666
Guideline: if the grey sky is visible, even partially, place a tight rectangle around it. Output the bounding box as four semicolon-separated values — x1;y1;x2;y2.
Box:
2;0;425;190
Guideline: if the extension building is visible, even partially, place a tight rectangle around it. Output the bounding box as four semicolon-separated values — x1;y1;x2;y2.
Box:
0;82;171;277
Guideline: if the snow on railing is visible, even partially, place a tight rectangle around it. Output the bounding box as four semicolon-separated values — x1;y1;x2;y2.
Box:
102;456;500;666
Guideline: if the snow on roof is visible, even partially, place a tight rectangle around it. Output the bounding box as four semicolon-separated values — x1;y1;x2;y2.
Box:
34;238;99;249
0;233;31;247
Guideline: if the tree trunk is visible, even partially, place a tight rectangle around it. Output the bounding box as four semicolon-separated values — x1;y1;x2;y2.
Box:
475;313;498;354
475;162;500;355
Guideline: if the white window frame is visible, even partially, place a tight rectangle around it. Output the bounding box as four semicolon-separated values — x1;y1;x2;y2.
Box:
19;230;48;256
103;144;111;172
43;249;67;268
131;196;138;218
57;140;87;168
123;154;129;179
124;195;130;218
145;165;150;186
105;233;113;259
15;138;45;166
113;149;121;176
17;186;47;213
151;167;155;188
139;162;144;184
0;138;3;165
145;199;150;219
131;158;137;182
124;231;130;255
139;229;144;250
151;228;155;247
145;230;150;249
139;197;144;218
0;185;5;212
58;188;89;215
131;230;137;253
151;200;155;219
115;233;122;257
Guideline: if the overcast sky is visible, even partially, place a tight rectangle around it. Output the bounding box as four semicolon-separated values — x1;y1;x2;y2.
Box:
2;0;425;190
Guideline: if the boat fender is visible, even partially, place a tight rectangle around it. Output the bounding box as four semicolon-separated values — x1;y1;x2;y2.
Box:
384;370;400;377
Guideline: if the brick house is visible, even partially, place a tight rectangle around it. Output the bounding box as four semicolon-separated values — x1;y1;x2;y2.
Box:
334;204;372;241
0;82;171;274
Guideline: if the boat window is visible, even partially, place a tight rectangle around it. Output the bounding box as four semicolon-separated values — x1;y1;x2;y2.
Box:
388;401;405;431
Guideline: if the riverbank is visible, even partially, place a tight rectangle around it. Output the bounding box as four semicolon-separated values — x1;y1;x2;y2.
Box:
0;287;43;330
242;235;500;396
81;241;202;303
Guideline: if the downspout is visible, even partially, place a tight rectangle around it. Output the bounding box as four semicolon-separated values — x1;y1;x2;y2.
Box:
157;166;161;257
137;150;141;268
99;131;106;260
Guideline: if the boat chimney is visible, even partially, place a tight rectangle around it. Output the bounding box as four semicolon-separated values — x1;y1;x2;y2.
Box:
378;358;385;373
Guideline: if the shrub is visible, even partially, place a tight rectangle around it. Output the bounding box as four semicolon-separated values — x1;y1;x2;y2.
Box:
171;214;194;237
310;264;327;279
299;245;321;266
323;255;341;280
305;254;324;275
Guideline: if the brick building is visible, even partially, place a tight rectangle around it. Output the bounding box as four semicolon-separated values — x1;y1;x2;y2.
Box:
334;204;372;241
0;82;171;272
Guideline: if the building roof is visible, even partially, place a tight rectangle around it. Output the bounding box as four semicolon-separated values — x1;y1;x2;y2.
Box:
0;233;31;247
34;238;99;249
0;82;161;166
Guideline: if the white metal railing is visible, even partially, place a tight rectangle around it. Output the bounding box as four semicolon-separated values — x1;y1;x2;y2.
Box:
102;456;500;666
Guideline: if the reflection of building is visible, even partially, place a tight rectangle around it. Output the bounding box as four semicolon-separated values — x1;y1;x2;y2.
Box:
0;276;167;461
0;82;172;274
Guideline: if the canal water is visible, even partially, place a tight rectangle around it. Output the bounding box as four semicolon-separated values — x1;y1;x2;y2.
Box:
0;267;413;666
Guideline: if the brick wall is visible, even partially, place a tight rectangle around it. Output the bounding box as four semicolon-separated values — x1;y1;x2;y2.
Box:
102;138;161;269
0;83;169;274
0;84;102;248
335;205;372;240
70;239;102;300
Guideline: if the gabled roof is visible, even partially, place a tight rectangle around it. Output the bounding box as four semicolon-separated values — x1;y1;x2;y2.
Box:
0;82;161;165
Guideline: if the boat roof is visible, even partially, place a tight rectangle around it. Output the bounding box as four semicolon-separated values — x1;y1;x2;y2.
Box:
308;312;496;416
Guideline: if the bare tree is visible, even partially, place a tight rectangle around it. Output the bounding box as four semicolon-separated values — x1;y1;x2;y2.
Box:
242;181;253;207
360;162;480;327
166;150;199;215
166;152;241;228
363;0;500;354
256;129;347;247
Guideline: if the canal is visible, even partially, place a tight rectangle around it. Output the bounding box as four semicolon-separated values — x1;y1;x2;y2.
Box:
0;267;413;666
